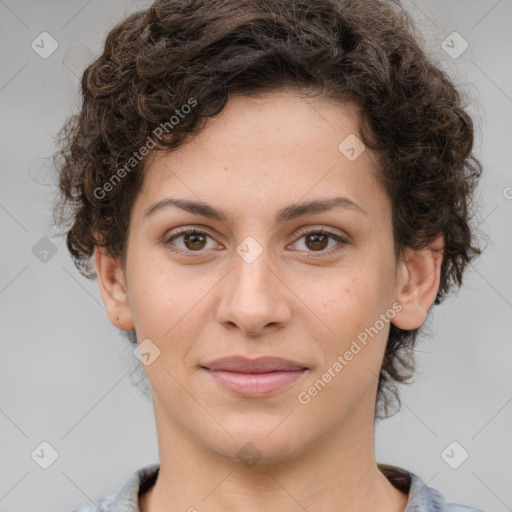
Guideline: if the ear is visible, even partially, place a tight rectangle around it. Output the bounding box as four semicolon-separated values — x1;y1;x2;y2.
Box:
94;245;135;331
392;235;444;330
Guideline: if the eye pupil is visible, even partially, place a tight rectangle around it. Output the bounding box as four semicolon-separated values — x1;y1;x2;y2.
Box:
184;232;206;250
306;233;329;251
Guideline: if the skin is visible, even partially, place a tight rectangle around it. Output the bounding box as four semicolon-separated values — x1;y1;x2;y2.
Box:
94;89;443;512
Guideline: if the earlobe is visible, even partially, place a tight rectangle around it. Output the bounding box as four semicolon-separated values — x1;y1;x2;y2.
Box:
94;246;135;331
391;235;444;331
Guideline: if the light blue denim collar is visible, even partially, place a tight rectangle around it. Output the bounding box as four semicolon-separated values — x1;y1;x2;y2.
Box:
74;462;484;512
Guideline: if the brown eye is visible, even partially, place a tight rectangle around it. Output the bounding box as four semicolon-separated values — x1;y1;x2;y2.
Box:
164;228;216;253
291;229;349;255
182;232;207;250
304;233;329;251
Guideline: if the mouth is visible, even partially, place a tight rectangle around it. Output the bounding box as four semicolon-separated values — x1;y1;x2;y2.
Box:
201;356;308;397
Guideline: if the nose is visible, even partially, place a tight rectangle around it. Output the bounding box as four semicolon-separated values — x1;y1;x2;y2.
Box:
215;245;291;338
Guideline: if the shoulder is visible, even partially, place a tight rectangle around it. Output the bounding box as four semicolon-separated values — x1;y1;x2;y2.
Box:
69;463;160;512
409;472;487;512
445;503;487;512
378;463;487;512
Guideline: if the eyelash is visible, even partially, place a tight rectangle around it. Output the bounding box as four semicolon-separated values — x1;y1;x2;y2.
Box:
163;227;349;257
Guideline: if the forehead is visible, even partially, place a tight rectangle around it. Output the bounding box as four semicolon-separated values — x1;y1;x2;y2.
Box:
133;90;389;224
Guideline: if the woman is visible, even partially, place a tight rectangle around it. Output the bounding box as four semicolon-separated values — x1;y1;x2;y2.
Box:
53;0;485;510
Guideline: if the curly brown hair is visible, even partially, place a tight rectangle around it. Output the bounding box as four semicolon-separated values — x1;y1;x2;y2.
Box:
52;0;483;418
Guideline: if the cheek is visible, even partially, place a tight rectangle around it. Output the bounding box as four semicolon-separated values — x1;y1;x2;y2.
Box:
301;264;394;375
126;251;203;343
300;274;392;409
304;269;385;331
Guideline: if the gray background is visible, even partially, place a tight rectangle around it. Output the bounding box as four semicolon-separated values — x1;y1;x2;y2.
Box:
1;1;511;511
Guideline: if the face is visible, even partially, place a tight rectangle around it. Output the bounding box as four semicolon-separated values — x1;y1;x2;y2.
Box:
96;89;440;465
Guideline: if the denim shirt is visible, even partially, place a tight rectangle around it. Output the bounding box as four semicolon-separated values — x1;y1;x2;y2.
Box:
71;463;486;512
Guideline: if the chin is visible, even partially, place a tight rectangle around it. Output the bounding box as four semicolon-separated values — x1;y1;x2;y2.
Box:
199;417;307;467
211;436;301;467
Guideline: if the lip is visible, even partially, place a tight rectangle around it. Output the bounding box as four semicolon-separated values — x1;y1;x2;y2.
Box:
204;356;307;373
202;356;308;397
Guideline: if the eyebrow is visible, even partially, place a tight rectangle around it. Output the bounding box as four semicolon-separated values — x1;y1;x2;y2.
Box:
143;196;368;224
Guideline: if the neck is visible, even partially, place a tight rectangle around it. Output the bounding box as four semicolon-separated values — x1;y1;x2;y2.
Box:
139;398;408;512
